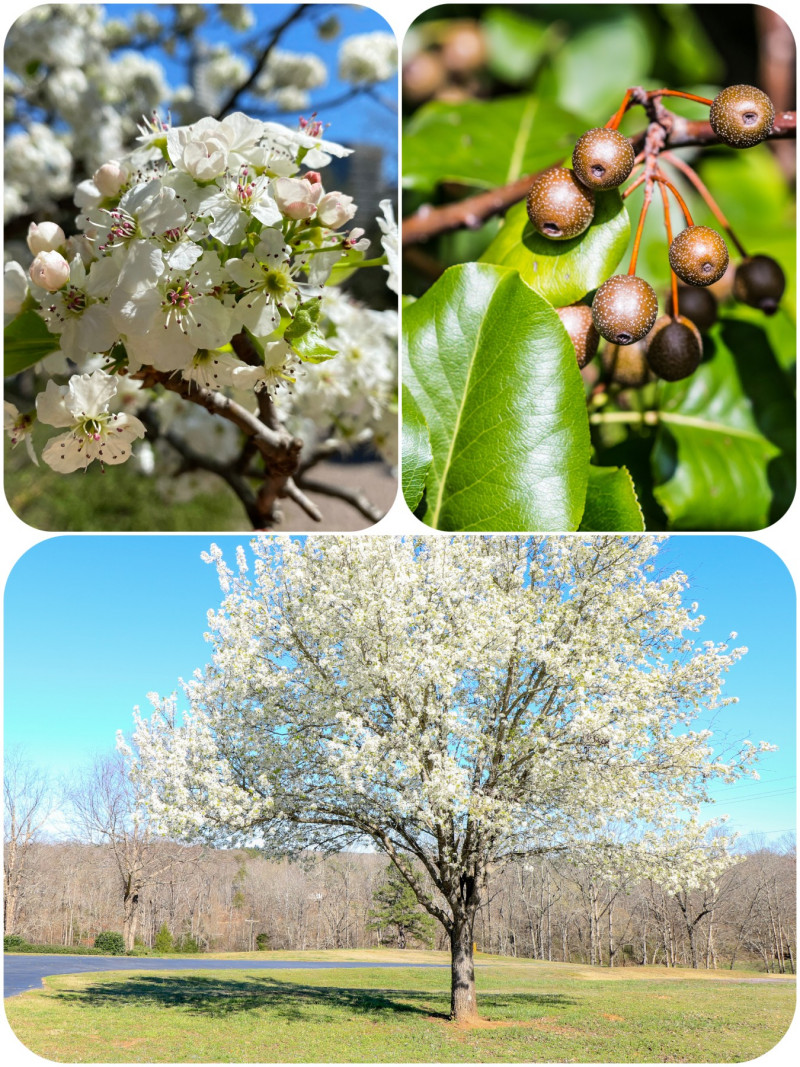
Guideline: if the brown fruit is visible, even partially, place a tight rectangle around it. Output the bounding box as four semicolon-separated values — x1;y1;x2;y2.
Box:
601;341;651;388
526;167;595;240
733;255;786;315
592;275;659;345
555;304;599;369
709;85;775;148
668;225;729;287
645;315;703;381
402;52;447;103
666;285;718;333
572;127;635;190
441;22;487;74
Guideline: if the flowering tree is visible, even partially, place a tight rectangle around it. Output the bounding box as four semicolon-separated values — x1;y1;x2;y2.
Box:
125;535;770;1020
4;4;398;529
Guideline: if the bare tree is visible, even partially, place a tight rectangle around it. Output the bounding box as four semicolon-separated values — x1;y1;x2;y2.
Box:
3;747;54;934
64;751;187;951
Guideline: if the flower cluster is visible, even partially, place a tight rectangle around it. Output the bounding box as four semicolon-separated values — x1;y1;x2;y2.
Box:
5;110;397;476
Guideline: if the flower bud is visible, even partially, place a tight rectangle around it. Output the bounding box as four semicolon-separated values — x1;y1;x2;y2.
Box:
272;176;323;220
29;250;71;292
26;221;66;255
316;191;357;229
93;160;128;197
305;171;323;185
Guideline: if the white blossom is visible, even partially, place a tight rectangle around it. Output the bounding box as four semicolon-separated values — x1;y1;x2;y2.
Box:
37;370;145;472
338;32;398;84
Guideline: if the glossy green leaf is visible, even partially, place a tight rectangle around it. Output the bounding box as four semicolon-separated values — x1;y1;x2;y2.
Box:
402;96;581;194
651;320;788;530
579;465;644;531
401;385;432;513
403;262;591;531
4;311;59;376
480;193;630;307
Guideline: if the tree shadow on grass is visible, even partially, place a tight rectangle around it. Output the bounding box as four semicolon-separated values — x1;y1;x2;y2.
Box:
54;975;576;1025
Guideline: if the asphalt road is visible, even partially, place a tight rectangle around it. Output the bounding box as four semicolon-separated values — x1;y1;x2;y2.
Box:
4;955;445;998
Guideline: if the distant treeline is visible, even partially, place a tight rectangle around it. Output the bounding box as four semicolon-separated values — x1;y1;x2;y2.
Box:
5;840;795;972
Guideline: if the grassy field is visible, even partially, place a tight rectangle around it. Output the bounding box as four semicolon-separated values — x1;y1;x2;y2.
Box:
4;949;795;1063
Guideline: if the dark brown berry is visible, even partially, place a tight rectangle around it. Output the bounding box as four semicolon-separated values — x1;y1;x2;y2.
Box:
526;167;595;240
555;304;599;369
601;341;651;388
668;225;729;287
572;127;635;190
709;85;775;149
666;285;718;333
645;315;703;381
592;275;659;345
733;255;786;315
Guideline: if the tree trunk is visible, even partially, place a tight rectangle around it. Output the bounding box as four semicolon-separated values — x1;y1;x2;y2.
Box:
122;885;140;952
450;914;478;1021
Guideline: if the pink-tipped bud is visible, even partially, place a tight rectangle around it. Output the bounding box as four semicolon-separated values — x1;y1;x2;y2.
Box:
26;221;66;255
316;191;357;229
272;176;323;220
93;160;128;197
29;250;71;291
305;171;323;185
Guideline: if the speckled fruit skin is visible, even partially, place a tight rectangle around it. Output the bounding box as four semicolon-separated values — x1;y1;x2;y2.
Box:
645;314;703;381
709;85;775;148
555;304;600;368
668;225;729;287
733;255;786;314
591;275;659;345
601;341;651;388
526;167;595;240
572;127;635;190
666;285;718;333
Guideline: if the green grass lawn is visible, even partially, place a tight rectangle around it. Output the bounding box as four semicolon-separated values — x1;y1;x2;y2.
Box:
4;950;795;1063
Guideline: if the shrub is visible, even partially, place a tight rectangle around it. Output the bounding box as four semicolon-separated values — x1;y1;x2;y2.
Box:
154;923;174;953
6;943;104;954
4;934;30;950
93;931;125;955
256;932;270;951
174;934;202;954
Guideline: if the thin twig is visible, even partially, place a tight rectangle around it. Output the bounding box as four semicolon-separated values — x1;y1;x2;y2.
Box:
215;5;310;117
295;474;384;523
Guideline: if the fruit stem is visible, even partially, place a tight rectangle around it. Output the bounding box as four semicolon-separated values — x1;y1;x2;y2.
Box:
606;89;635;130
658;178;681;319
622;172;647;199
647;89;714;107
627;176;654;275
651;173;694;226
662;151;749;257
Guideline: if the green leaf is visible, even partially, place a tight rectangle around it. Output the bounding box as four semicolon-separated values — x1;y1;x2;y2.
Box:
651;319;789;530
290;327;337;363
402;95;582;194
480;192;630;306
579;465;644;531
4;311;60;376
403;262;591;531
326;248;365;286
552;14;654;125
484;8;551;85
401;386;432;513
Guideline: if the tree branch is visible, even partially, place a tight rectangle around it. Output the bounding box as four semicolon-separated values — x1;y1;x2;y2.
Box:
402;112;796;246
295;473;385;523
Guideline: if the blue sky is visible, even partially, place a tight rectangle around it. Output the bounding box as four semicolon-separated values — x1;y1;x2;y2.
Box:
104;3;398;177
3;534;795;847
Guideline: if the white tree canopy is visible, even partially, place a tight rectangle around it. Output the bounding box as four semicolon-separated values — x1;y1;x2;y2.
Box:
126;536;767;905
